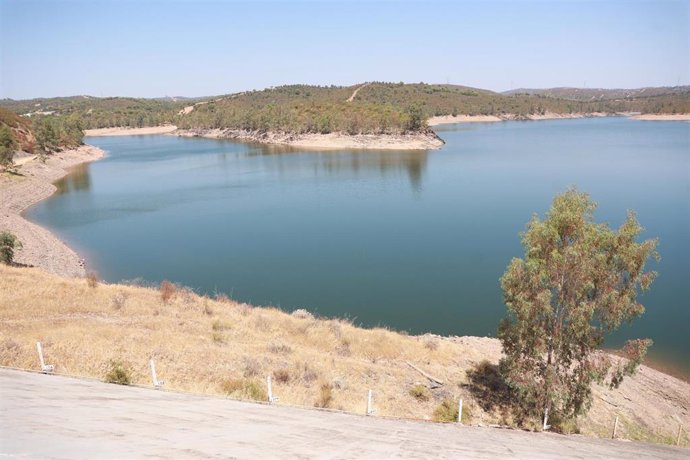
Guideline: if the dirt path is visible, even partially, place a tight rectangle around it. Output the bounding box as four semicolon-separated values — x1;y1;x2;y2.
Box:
1;369;685;459
347;82;371;102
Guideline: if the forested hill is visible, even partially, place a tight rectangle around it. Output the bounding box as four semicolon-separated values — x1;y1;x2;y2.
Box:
1;83;689;136
503;86;690;102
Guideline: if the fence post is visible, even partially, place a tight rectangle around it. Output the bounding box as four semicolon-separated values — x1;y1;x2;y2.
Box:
612;416;619;439
457;398;463;424
677;423;683;446
366;389;374;416
36;342;54;374
267;375;278;404
543;408;550;431
149;359;164;389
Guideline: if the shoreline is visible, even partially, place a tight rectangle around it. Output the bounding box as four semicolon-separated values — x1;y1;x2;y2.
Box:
175;128;446;150
628;114;690;121
84;125;178;136
0;145;105;277
427;112;612;126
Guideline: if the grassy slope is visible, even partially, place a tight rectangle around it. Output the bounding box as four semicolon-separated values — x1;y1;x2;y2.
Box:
1;265;688;445
0;107;35;152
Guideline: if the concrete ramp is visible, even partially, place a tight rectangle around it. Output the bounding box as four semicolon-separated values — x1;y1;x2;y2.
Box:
0;369;685;459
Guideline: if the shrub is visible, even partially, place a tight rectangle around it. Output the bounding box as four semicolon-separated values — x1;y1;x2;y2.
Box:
0;231;22;265
423;336;439;351
315;382;333;408
212;319;231;331
111;292;128;310
211;332;225;344
267;341;292;355
409;384;431;402
104;360;132;385
160;280;176;303
273;368;291;384
335;338;351;356
221;378;267;401
433;399;459;423
242;357;260;377
85;272;98;288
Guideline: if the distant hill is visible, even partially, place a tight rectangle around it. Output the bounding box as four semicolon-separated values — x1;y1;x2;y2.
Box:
502;86;690;101
1;83;689;135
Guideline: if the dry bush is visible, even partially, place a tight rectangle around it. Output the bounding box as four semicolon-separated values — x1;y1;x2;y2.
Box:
215;292;231;303
291;308;314;320
211;319;231;331
86;272;98;288
433;398;459;423
409;384;431;402
111;292;129;310
160;280;176;304
296;361;319;384
315;382;334;408
211;332;225;344
243;357;260;377
424;336;439;351
273;368;291;384
328;321;343;339
267;341;292;355
335;338;351;356
104;360;132;385
221;378;267;401
236;303;252;316
202;300;214;316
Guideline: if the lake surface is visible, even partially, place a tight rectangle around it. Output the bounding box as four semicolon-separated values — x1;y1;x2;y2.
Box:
28;118;690;377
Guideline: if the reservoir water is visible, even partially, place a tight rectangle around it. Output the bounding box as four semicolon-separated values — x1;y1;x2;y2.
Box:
27;118;690;377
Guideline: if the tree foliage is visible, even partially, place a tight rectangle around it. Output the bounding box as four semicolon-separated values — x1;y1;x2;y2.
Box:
0;125;16;169
33;115;83;156
0;231;22;265
498;189;658;425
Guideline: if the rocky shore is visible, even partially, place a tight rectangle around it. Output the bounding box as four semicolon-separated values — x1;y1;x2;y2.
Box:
0;145;105;277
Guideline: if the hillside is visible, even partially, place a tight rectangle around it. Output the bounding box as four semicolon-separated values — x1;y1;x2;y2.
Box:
2;83;689;138
503;86;690;101
1;265;688;446
0;107;35;152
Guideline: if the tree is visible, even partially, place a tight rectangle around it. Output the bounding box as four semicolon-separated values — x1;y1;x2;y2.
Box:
498;189;658;427
34;117;58;158
0;125;17;170
405;104;424;131
0;231;22;265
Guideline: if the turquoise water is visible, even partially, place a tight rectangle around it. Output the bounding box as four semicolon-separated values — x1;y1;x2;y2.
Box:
28;118;690;377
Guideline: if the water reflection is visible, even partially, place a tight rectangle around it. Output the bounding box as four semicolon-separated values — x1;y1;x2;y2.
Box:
55;163;91;195
244;144;429;191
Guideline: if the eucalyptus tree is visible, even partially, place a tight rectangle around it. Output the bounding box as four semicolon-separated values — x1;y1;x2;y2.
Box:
499;189;658;426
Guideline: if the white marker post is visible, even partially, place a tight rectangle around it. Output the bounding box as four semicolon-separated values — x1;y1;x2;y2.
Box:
612;416;619;439
267;375;278;404
457;399;463;424
543;408;551;431
366;389;374;416
677;424;683;446
149;359;164;389
36;342;54;374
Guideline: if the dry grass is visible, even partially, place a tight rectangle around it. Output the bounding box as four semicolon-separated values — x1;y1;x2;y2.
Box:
0;265;688;446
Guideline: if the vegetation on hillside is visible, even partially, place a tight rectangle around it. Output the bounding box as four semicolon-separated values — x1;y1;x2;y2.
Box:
498;189;658;430
1;83;688;136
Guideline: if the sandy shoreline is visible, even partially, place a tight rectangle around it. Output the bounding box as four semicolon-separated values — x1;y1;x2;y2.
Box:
629;114;690;121
0;145;105;277
84;125;178;136
175;128;445;150
427;112;612;126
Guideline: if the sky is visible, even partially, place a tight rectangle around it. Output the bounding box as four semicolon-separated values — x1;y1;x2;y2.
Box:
1;0;688;99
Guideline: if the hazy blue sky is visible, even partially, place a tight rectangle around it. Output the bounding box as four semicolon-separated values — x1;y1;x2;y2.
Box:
1;0;688;99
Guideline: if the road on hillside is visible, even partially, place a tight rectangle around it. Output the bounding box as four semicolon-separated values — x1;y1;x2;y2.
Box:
0;369;686;459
